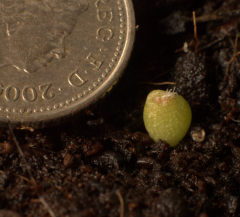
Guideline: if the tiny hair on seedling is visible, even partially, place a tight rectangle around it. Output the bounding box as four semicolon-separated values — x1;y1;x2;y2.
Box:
143;89;192;147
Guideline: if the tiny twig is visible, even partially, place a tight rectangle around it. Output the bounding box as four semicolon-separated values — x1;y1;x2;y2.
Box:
231;118;240;123
8;123;36;185
14;173;31;182
150;68;173;81
8;122;56;217
233;35;239;64
1;170;30;182
224;51;240;80
234;35;238;56
40;148;57;154
193;11;199;53
195;14;225;22
197;37;225;52
224;35;240;81
116;190;124;217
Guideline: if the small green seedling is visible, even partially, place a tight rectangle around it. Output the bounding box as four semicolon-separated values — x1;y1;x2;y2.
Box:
143;89;192;147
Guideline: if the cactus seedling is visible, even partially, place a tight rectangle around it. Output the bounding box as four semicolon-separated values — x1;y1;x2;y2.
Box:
143;89;192;147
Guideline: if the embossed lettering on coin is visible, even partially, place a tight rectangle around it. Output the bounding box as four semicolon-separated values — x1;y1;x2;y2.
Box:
0;0;135;128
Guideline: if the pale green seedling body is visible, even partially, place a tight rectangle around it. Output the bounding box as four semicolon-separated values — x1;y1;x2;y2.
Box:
143;90;192;147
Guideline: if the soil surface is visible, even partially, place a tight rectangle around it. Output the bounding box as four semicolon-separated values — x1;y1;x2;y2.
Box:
1;0;240;216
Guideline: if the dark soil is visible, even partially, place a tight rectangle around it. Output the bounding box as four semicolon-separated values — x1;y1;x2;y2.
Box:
1;0;240;216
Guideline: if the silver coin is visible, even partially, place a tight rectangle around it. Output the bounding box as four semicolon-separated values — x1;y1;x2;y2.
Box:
0;0;135;128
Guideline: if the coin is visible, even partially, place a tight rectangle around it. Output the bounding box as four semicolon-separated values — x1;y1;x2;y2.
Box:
0;0;135;128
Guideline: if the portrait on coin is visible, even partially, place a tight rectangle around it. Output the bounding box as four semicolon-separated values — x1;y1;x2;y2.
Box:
0;0;88;74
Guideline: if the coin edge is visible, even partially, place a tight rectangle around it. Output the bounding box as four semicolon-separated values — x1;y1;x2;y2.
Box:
3;0;136;129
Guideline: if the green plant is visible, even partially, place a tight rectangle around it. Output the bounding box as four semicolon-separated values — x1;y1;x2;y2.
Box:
143;89;192;146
